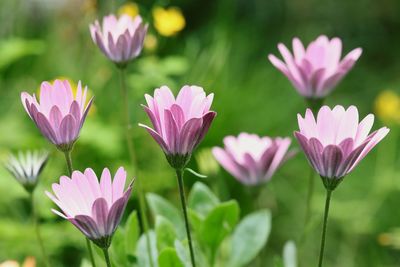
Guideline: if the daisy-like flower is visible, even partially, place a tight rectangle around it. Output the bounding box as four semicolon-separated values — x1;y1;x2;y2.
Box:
212;133;291;186
21;80;93;152
90;14;148;66
294;105;389;190
269;35;362;100
46;167;133;249
4;151;48;192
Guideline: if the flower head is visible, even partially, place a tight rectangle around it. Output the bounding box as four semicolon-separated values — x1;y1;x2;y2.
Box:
90;14;148;66
212;133;291;186
4;151;48;192
21;80;93;152
153;7;185;37
139;85;217;169
268;35;362;99
46;167;133;249
294;105;389;190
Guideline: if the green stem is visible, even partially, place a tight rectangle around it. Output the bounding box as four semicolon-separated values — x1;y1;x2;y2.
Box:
103;248;112;267
86;239;97;267
119;67;154;267
176;169;196;267
318;189;332;267
63;151;97;267
30;192;51;267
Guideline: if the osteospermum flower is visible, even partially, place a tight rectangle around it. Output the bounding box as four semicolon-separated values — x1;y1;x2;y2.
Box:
90;14;148;66
46;167;133;249
294;105;389;190
212;133;291;185
139;85;217;169
21;80;93;152
4;151;48;192
268;35;362;99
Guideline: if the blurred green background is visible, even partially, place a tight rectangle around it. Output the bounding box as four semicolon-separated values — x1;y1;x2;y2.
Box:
1;0;400;266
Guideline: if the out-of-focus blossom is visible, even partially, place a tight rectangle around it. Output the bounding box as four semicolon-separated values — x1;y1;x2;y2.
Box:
118;2;139;18
195;148;220;176
90;14;148;66
46;167;133;249
153;7;185;37
0;257;36;267
139;86;216;169
21;80;93;152
212;133;291;185
374;90;400;124
144;34;158;52
268;35;362;99
294;105;389;190
4;151;48;192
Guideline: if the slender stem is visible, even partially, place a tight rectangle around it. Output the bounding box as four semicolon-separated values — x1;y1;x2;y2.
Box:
318;189;332;267
30;192;51;267
118;67;154;267
103;248;112;267
176;169;196;267
86;239;97;267
63;151;73;176
63;151;96;267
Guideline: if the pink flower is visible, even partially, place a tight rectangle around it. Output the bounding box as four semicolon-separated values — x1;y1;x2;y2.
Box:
90;14;148;65
139;85;217;169
212;133;291;185
295;105;389;189
21;80;93;152
268;35;362;99
46;167;133;249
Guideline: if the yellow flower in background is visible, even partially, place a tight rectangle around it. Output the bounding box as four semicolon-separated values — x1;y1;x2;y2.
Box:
118;2;139;18
0;257;35;267
36;77;96;115
374;90;400;124
144;34;158;52
153;7;185;37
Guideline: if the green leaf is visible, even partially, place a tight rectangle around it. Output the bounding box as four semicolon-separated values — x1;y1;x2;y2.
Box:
174;240;191;267
283;241;297;267
187;209;204;235
156;216;178;251
146;193;184;237
185;168;207;179
110;229;129;266
125;211;140;255
0;38;45;69
200;200;240;254
136;231;159;267
188;182;219;216
228;209;271;267
158;248;185;267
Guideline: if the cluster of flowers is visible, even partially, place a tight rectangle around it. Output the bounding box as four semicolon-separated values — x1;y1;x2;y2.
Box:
4;9;389;267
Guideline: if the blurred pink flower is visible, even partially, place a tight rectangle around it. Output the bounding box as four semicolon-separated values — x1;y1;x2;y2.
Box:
139;85;217;169
46;167;132;249
90;14;148;66
268;35;362;99
21;80;93;152
212;133;291;185
294;105;389;189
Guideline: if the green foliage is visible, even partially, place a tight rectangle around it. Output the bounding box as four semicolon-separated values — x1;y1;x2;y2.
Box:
158;248;184;267
155;216;177;251
228;209;272;267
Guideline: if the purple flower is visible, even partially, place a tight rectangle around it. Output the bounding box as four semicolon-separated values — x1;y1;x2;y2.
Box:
294;105;389;190
90;14;148;66
46;167;133;249
139;85;217;169
212;133;291;186
268;35;362;99
21;80;93;152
